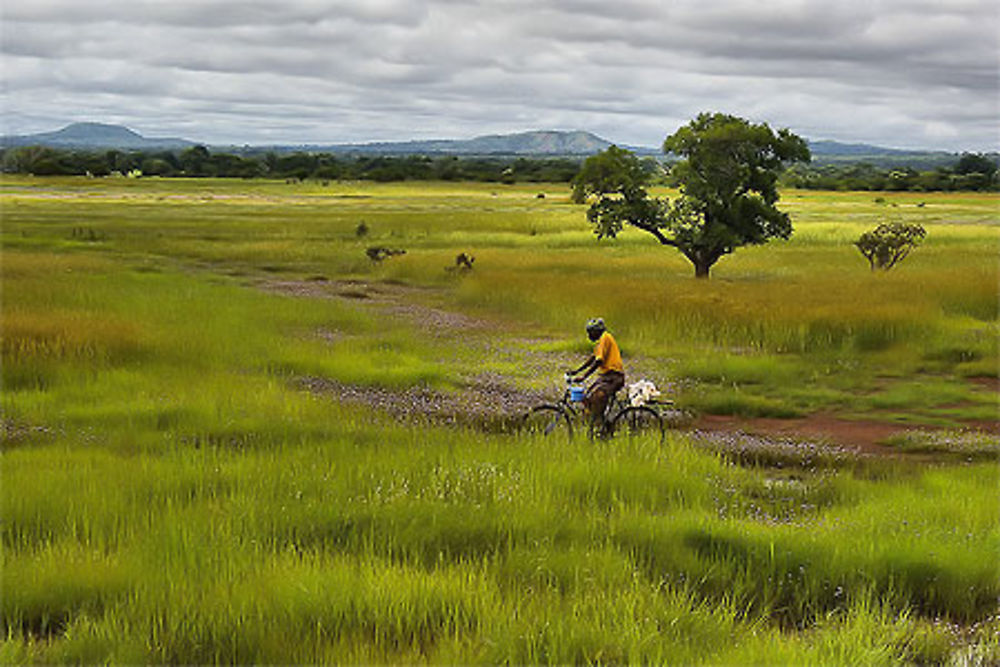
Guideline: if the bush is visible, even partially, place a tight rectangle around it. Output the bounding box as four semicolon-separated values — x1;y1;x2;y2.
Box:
855;222;926;271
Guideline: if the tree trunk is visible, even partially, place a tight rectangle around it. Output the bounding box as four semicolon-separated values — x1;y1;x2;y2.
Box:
683;247;721;279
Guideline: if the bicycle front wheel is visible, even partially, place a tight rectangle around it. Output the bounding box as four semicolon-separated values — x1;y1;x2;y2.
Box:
520;404;573;441
610;406;664;442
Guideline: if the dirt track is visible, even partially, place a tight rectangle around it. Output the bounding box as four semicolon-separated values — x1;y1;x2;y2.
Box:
265;278;999;456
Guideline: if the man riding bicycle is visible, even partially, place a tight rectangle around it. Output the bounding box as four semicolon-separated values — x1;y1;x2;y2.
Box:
567;318;625;433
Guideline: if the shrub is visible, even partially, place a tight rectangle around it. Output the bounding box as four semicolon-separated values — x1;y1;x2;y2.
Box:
855;222;926;271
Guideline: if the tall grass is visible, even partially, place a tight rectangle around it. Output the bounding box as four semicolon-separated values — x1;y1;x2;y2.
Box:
4;428;998;663
451;242;994;357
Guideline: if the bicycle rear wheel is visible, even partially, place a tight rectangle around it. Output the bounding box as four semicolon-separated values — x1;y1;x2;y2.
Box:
610;406;664;442
520;404;573;440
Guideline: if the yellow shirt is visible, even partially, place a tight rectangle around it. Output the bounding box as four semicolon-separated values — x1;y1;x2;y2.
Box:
593;331;623;374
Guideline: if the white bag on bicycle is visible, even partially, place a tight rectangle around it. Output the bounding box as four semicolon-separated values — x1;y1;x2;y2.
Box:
627;379;660;407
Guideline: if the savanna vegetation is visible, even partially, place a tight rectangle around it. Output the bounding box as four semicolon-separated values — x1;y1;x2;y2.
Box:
0;145;583;184
2;175;998;664
2;143;997;191
783;154;999;192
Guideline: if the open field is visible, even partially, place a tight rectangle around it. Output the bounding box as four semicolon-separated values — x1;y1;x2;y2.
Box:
2;176;998;663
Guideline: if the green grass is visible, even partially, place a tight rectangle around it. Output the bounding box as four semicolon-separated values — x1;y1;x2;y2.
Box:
2;177;998;663
3;431;998;663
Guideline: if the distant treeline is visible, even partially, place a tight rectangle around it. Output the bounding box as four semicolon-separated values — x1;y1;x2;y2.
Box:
2;144;997;191
0;145;581;183
780;154;998;192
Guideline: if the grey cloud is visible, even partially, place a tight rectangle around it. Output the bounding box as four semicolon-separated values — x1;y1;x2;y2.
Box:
2;0;996;149
5;0;429;28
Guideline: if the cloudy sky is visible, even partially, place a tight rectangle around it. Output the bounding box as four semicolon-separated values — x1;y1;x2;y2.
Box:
2;0;998;150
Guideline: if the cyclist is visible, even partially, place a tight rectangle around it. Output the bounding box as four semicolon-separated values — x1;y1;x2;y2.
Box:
567;318;625;433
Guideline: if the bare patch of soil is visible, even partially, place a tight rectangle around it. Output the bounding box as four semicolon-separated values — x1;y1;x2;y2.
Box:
969;376;1000;393
694;414;904;455
686;429;860;468
297;373;547;430
693;413;1000;458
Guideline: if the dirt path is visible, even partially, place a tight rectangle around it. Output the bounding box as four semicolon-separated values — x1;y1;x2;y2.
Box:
263;278;999;456
696;414;908;455
263;278;500;338
295;373;546;431
266;278;563;426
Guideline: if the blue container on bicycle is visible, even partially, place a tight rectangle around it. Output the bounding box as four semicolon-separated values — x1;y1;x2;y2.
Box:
570;386;585;402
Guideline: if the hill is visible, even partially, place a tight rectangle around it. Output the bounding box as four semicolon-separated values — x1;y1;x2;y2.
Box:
2;122;195;150
276;130;647;156
805;140;957;168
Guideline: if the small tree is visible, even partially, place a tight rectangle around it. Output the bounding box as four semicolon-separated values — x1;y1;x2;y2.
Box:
855;222;926;271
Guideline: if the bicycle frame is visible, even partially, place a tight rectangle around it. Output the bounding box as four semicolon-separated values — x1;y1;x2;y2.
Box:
557;377;644;433
520;375;669;442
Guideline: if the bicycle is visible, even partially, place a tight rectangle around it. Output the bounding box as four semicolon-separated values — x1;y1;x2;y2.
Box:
519;374;669;442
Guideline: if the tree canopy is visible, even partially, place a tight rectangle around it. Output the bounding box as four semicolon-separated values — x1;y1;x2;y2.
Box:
574;113;811;278
954;152;998;176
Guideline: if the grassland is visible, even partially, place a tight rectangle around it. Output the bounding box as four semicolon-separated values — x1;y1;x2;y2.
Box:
2;176;998;663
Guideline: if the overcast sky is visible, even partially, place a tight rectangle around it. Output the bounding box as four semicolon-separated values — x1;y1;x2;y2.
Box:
2;0;998;151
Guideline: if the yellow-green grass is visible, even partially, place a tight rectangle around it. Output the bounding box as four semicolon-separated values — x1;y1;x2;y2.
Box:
2;177;995;421
1;261;445;443
3;427;998;663
442;239;996;420
2;177;998;663
2;177;995;418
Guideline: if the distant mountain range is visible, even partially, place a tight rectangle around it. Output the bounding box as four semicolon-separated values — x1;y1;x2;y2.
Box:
304;130;630;156
0;122;968;166
804;140;957;166
2;122;196;150
0;123;621;155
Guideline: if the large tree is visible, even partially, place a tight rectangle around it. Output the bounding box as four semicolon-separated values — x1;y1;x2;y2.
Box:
574;113;811;278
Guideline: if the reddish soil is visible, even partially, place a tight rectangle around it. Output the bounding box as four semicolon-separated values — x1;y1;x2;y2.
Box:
695;413;999;456
969;376;1000;392
696;414;902;455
